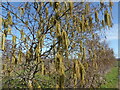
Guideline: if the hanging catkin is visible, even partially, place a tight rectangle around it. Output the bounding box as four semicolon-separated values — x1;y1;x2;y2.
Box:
35;42;41;62
85;3;89;14
46;7;48;18
1;34;5;50
88;49;93;58
83;47;86;61
62;30;69;50
55;52;65;88
75;60;80;79
55;52;65;75
25;21;28;27
7;12;12;25
95;11;99;22
7;26;11;34
56;21;61;37
12;36;16;45
18;50;22;63
104;11;112;27
73;60;78;88
3;19;8;28
81;15;85;32
12;54;17;65
55;52;61;71
109;1;113;7
20;30;25;40
41;61;45;75
89;16;93;29
3;64;6;70
69;2;73;15
79;41;83;52
78;61;86;84
102;20;105;27
54;2;60;11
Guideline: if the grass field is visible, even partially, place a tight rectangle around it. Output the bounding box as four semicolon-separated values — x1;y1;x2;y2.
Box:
100;65;118;88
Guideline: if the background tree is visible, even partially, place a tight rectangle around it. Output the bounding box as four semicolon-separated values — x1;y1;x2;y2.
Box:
0;1;116;88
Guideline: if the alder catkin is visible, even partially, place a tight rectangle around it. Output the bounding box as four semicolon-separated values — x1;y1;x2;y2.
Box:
95;11;99;22
69;2;73;15
85;3;89;14
20;30;25;40
1;34;5;50
12;35;16;45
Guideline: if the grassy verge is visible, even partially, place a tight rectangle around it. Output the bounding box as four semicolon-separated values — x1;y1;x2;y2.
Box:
100;66;118;88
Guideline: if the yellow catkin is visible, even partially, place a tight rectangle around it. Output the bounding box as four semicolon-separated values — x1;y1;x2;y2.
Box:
102;20;105;27
56;21;61;37
81;15;85;32
79;41;83;52
46;8;48;18
55;52;65;88
4;29;8;37
3;64;6;70
104;11;111;27
41;61;45;75
108;14;112;27
54;2;60;11
89;16;93;29
82;15;85;22
20;30;25;40
79;61;86;84
109;1;113;7
55;52;65;75
95;11;99;22
88;49;93;58
84;62;88;70
1;34;5;50
74;74;77;88
12;55;16;64
25;21;28;27
69;2;73;15
3;19;8;28
62;30;69;50
72;32;74;37
85;3;89;14
83;47;86;61
76;60;80;79
7;12;12;25
8;26;11;34
18;50;22;63
12;36;16;45
85;20;89;30
35;42;41;63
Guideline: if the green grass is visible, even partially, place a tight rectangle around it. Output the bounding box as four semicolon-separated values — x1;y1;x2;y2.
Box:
100;66;118;88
